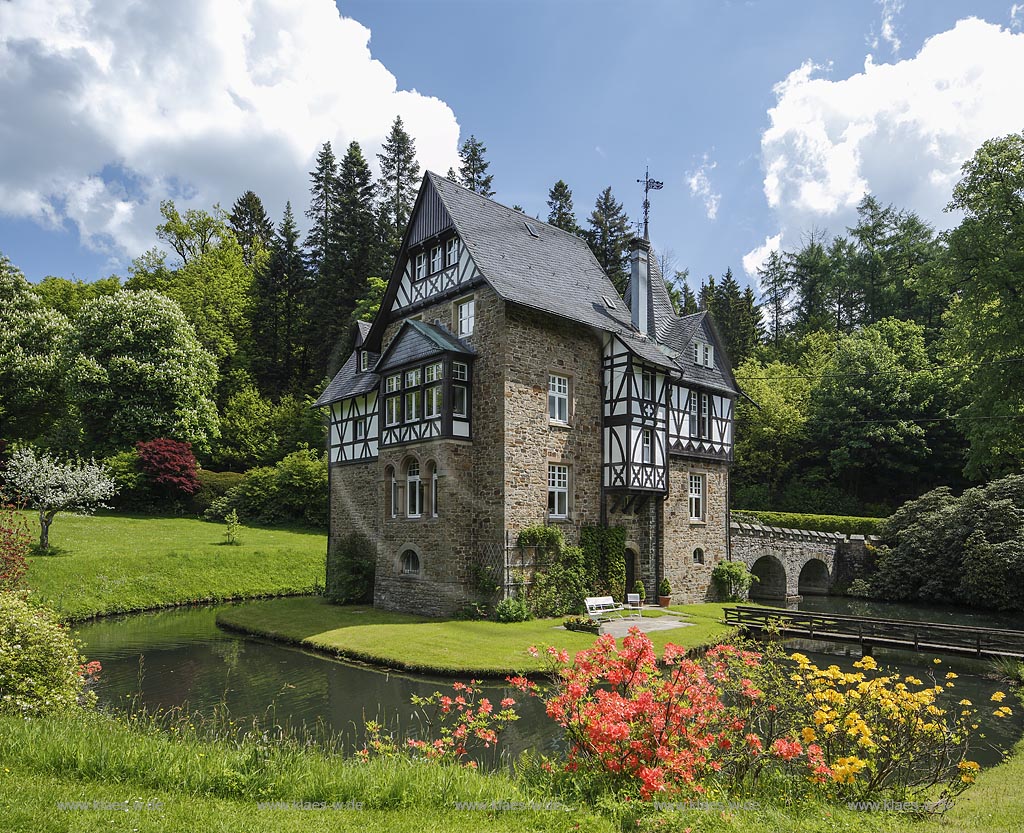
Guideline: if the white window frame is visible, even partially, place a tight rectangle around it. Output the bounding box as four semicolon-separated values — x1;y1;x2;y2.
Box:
688;473;705;522
704;344;714;368
425;361;443;382
414;252;427;280
390;472;398;519
355;417;366;441
452;361;468;381
405;389;421;422
456;298;475;337
425;385;442;419
452;385;468;418
407;462;422;518
700;393;710;439
642;370;654;401
548;464;569;520
385;396;400;427
359;351;369;372
688;390;698;437
642;428;652;464
430;245;442;274
445;237;458;267
548;374;569;424
692;341;714;368
386;374;401;394
401;549;420;574
405;368;421;387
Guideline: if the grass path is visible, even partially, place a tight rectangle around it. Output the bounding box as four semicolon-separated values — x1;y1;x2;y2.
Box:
24;513;326;621
216;597;737;676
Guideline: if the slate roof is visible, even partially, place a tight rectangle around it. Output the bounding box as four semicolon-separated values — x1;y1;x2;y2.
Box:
375;319;474;373
313;351;378;406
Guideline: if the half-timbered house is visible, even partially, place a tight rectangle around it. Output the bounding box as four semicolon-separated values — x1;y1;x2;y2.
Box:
317;172;740;615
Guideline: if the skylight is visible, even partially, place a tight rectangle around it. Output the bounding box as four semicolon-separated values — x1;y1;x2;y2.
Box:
524;222;539;238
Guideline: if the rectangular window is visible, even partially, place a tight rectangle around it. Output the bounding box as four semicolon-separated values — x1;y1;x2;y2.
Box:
385;396;400;426
452;361;468;381
405;368;421;388
456;298;475;337
430;245;442;274
425;385;442;418
431;472;439;517
692;341;714;368
704;344;714;368
405;390;421;422
642;370;654;401
355;418;365;441
390;475;398;519
386;374;400;394
425;361;443;382
689;473;705;522
407;463;421;518
548;464;569;519
642;428;652;463
692;341;700;365
359;351;368;372
548;374;569;423
700;393;710;439
452;385;468;417
445;237;458;267
688;391;698;437
414;252;426;280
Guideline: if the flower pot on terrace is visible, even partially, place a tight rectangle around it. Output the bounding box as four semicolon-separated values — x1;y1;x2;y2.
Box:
658;595;671;608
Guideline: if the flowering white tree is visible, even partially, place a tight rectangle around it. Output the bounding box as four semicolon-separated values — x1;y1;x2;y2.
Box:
2;447;117;551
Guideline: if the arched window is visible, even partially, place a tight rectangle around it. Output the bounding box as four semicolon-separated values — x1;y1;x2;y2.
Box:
692;547;705;565
425;460;439;517
406;460;422;518
401;549;420;575
385;465;397;518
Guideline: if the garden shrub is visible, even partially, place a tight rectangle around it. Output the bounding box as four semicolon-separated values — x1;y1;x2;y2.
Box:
326;532;375;604
136;438;201;498
494;596;530;623
711;560;757;601
0;593;98;715
208;449;328;528
189;470;245;516
528;545;588;618
580;525;627;597
102;448;147;510
0;507;30;591
562;615;599;634
516;524;564;550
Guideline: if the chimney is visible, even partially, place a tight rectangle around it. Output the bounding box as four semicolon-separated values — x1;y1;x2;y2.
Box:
630;236;651;336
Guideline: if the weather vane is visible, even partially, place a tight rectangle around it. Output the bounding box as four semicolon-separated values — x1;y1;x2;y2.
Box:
636;165;664;240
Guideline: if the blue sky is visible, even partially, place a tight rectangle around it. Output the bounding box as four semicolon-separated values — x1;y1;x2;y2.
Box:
1;1;1023;291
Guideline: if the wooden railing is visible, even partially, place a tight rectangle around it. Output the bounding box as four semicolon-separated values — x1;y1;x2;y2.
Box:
725;605;1024;660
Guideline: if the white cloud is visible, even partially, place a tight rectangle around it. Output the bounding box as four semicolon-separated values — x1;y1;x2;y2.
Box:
742;233;782;279
1012;4;1023;30
0;0;461;263
755;18;1024;261
685;154;721;220
870;0;904;55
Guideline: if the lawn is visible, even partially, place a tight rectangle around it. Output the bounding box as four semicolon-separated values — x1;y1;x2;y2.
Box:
1;707;1022;833
216;597;737;676
23;513;326;621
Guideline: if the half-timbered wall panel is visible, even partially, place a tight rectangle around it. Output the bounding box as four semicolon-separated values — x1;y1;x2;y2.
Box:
329;392;379;464
392;238;481;312
666;383;733;459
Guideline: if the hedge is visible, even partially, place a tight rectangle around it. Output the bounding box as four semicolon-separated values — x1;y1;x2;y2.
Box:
733;510;885;536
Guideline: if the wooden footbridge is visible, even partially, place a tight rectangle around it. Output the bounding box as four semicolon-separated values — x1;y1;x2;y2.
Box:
725;605;1024;660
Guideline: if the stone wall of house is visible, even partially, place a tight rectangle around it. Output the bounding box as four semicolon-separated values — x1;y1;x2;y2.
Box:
661;460;730;603
502;306;604;545
606;499;658;599
327;459;380;594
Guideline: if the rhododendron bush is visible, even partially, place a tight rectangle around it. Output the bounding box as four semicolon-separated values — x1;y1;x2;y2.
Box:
527;630;994;806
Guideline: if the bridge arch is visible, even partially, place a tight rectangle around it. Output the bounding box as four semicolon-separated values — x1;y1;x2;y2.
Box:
798;558;830;596
749;555;787;601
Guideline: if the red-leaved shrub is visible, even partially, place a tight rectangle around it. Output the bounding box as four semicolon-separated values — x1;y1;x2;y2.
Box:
135;438;200;497
0;505;30;590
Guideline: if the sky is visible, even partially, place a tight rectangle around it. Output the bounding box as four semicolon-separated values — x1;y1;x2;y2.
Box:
1;0;1023;293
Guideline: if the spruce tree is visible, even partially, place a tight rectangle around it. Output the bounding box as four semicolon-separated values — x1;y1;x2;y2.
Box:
457;135;495;196
377;116;421;251
678;279;700;315
251;202;310;397
228;190;274;266
546;180;579;234
585;187;631;295
755;249;793;349
305;142;341;275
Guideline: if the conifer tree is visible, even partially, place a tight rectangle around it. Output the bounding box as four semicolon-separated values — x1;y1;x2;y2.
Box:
546;180;579;234
304;142;341;276
377;116;421;250
228;190;274;267
585;187;631;295
457;135;495;196
755;249;793;349
678;278;700;315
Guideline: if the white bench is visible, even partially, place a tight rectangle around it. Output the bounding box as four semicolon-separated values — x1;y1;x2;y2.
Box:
585;596;624;622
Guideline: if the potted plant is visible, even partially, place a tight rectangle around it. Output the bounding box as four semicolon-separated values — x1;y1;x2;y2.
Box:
658;577;671;607
633;580;646;604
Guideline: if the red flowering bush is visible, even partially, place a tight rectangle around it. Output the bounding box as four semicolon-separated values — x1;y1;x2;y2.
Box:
0;505;30;591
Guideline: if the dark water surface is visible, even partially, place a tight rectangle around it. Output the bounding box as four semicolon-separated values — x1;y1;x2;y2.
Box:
75;599;1023;769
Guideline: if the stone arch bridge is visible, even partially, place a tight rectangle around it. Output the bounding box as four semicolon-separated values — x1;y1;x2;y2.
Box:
729;521;867;602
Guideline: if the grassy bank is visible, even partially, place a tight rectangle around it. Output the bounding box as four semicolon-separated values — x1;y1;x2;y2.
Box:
24;513;326;621
1;707;1022;832
216;597;736;676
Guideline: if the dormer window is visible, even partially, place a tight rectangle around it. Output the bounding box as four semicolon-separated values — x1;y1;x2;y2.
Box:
692;341;714;368
430;245;442;274
415;253;427;280
359;351;369;372
446;237;458;267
